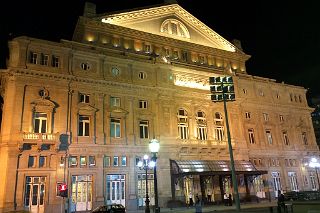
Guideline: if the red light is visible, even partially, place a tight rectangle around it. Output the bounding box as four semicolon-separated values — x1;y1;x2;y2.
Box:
60;184;67;191
57;183;68;197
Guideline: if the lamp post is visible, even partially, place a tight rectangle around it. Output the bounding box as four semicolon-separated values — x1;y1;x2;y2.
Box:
209;76;240;211
138;155;155;213
309;158;320;191
149;139;160;213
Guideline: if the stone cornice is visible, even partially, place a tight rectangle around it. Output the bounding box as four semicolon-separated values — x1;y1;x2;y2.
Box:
6;68;160;96
236;72;307;91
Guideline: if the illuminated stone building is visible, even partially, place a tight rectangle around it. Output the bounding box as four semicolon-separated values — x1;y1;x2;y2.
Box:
0;2;319;213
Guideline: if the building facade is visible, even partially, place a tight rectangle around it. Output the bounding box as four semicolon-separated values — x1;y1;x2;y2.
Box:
0;2;319;213
311;97;320;148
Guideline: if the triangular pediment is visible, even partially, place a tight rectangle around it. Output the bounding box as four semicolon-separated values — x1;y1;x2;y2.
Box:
98;4;236;52
31;98;56;112
78;103;99;115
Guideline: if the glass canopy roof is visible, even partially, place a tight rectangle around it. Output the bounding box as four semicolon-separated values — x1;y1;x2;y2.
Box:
170;160;267;176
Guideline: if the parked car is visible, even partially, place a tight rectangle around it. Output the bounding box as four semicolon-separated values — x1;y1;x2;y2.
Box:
92;204;126;213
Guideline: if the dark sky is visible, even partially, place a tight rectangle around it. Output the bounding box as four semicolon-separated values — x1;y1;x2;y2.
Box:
1;0;320;99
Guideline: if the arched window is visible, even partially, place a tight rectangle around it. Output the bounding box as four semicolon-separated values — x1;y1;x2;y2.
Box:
160;19;190;39
196;111;207;140
177;108;189;139
214;112;224;141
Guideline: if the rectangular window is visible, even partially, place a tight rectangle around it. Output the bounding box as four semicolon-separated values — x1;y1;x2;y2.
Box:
214;127;224;141
248;128;255;144
263;113;269;121
181;51;188;62
303;175;309;186
110;97;121;107
279;115;284;122
79;115;90;136
178;123;188;139
139;100;148;109
30;52;38;64
110;118;121;138
52;55;59;67
139;120;149;139
302;132;308;145
259;90;264;96
69;156;77;167
39;156;46;168
199;55;205;64
89;156;96;166
121;156;127;166
135;157;141;166
103;156;111;167
113;156;119;166
245;112;251;119
80;93;90;103
172;50;179;59
288;172;299;191
28;156;36;168
197;125;207;140
144;44;151;53
283;131;289;145
271;172;281;196
266;130;273;145
310;173;317;190
80;156;87;166
34;112;47;133
41;54;49;66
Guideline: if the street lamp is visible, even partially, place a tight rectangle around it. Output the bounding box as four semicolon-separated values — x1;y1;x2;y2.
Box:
309;158;320;191
137;154;155;213
149;139;160;213
209;76;240;211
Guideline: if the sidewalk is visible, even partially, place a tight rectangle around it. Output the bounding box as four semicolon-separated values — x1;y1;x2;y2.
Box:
127;201;278;213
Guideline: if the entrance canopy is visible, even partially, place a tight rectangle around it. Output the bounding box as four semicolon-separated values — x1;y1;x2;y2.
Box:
170;160;267;177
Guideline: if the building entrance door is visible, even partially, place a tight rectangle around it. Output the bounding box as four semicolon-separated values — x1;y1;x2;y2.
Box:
271;172;281;197
70;175;93;212
183;176;194;205
24;176;46;213
106;175;126;206
137;173;154;207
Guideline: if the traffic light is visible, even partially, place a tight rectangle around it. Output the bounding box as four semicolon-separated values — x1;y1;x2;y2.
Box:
209;76;235;102
57;183;68;197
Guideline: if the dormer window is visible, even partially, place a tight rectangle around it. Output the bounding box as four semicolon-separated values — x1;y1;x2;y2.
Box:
52;55;59;68
144;44;151;53
30;52;38;64
160;19;190;39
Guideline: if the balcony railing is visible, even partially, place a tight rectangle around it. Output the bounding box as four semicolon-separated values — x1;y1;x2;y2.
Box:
22;132;58;142
179;139;235;147
19;132;61;151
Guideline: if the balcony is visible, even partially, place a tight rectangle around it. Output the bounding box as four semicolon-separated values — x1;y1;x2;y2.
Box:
179;139;235;148
20;132;60;151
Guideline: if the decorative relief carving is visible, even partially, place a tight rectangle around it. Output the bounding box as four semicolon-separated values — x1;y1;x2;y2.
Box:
174;74;209;90
31;89;56;113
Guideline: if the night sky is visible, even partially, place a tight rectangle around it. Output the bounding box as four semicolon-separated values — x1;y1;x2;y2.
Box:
1;0;320;99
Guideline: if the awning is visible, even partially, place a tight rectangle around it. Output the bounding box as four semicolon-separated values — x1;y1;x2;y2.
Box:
170;159;267;177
